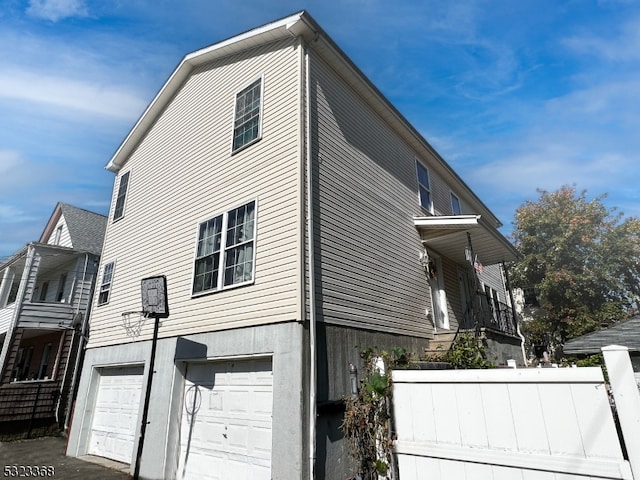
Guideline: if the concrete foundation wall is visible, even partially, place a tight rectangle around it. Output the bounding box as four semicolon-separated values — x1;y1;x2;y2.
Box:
316;323;430;480
66;321;306;480
482;329;525;367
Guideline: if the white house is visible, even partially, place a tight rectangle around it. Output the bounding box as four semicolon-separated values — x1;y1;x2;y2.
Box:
66;11;519;479
0;203;105;435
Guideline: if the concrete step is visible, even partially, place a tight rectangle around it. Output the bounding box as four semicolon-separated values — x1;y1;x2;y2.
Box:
424;331;457;357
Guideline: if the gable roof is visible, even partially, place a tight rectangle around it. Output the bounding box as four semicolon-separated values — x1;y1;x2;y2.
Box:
104;11;506;229
40;203;107;256
563;316;640;355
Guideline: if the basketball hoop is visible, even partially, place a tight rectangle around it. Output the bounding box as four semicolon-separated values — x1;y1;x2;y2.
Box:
121;310;148;337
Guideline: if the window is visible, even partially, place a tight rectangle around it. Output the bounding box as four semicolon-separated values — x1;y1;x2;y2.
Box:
451;193;461;215
37;343;52;380
523;286;539;307
193;200;256;295
232;78;263;152
98;262;115;305
113;171;130;221
56;273;67;302
416;160;432;212
53;225;63;245
484;285;500;322
7;282;19;305
39;282;49;302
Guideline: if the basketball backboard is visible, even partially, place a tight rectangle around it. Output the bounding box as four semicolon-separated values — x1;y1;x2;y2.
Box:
141;275;169;318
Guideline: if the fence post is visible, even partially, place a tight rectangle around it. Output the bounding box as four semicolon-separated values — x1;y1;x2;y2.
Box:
602;345;640;478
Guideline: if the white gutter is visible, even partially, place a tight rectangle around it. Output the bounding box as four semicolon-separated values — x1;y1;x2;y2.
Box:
304;43;317;480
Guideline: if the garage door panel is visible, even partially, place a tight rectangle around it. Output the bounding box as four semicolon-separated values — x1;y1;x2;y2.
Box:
177;358;273;480
88;366;143;464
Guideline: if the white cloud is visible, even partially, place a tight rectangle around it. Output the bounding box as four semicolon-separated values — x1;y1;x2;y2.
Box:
0;204;34;223
27;0;88;22
563;16;640;61
0;150;22;173
0;68;146;120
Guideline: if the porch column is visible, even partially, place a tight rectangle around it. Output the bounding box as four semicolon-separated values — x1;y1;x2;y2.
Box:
0;246;36;381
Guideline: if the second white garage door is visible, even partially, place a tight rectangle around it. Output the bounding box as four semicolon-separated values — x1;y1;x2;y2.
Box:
177;358;273;480
88;365;144;464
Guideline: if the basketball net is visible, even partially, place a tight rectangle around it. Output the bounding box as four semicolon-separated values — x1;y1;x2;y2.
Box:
121;311;148;337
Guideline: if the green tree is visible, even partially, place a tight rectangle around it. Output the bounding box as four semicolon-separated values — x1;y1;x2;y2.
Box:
510;185;640;357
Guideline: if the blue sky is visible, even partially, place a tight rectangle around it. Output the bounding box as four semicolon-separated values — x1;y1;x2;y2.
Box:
1;0;639;259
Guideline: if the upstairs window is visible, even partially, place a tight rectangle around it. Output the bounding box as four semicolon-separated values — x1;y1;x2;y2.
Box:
416;160;433;212
53;225;63;245
451;192;461;215
232;78;263;152
193;200;256;295
7;283;19;305
98;262;115;305
38;282;49;302
113;171;130;221
523;286;540;307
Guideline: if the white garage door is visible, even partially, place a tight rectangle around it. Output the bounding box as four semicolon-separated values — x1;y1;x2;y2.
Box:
177;358;273;480
88;365;144;464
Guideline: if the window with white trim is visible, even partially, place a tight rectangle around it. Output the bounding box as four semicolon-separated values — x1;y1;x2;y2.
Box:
232;78;263;152
53;225;63;245
113;171;130;221
451;192;461;215
193;200;256;294
98;262;115;305
416;160;433;212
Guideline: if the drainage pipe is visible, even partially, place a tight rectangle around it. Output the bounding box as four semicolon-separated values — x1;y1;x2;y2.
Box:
304;43;318;480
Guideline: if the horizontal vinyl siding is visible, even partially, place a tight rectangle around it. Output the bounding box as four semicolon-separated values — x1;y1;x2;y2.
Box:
311;54;433;338
88;39;302;348
479;264;507;303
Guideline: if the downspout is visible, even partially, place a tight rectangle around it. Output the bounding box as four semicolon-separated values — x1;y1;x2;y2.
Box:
304;42;318;480
62;252;91;430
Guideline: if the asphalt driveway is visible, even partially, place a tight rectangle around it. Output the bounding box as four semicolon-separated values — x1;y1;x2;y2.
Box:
0;436;129;479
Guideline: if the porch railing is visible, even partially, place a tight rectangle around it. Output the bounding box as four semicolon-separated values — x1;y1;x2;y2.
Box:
0;382;62;440
462;297;518;337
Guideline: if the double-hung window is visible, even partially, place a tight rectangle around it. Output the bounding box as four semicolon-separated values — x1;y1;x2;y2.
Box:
193;200;256;295
232;78;263;152
451;192;461;215
98;262;115;305
113;171;130;221
416;160;433;212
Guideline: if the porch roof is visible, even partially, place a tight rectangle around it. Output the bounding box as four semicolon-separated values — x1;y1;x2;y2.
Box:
414;215;519;266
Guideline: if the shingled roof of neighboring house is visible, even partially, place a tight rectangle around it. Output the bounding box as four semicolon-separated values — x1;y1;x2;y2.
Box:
58;204;107;256
563;316;640;355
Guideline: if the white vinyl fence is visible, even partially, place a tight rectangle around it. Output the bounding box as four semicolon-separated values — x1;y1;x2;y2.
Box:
392;345;640;480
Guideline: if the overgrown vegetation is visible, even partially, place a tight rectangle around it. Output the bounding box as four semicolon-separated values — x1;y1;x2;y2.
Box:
443;332;494;369
341;338;493;478
341;347;409;479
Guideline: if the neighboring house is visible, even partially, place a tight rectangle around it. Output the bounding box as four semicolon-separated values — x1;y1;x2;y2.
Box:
0;203;106;436
66;12;519;479
564;315;640;380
